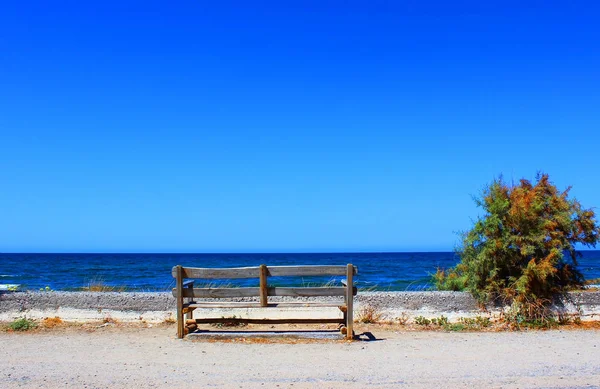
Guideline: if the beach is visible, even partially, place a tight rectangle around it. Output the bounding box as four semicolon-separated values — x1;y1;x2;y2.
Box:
2;291;600;387
2;324;600;388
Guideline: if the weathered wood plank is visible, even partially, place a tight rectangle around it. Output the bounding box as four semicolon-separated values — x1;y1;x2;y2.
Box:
192;318;344;325
259;264;268;307
267;265;357;277
171;265;358;279
172;266;261;279
175;265;184;339
185;302;345;309
174;287;260;298
345;263;354;340
184;280;195;321
173;286;357;298
268;287;346;297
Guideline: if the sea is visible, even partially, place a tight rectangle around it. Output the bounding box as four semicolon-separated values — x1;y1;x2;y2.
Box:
2;251;600;292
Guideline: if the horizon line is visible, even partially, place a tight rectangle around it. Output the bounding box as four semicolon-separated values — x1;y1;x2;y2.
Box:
1;249;598;255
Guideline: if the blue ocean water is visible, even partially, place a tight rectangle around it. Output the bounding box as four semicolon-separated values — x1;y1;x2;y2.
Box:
1;252;600;292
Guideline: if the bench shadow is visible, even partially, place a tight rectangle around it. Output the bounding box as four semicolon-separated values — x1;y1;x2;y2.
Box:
189;329;384;342
355;331;384;341
193;329;341;334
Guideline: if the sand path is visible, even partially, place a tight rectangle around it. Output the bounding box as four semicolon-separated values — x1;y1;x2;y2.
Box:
1;326;599;388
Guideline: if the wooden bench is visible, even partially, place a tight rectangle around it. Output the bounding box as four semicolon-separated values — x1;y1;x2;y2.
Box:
172;264;357;339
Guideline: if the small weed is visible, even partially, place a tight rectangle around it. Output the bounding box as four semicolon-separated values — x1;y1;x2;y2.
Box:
458;316;491;330
211;316;247;328
42;317;63;328
431;315;449;327
8;318;37;331
397;312;409;325
412;315;492;331
519;318;559;329
103;316;118;324
85;281;126;292
414;316;431;326
39;286;53;292
445;323;466;332
357;304;385;324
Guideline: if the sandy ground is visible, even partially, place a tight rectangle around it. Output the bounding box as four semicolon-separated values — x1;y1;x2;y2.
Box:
1;324;600;388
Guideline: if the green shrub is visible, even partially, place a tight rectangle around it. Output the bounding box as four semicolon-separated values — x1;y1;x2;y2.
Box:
414;316;431;326
444;323;466;332
431;315;449;327
436;173;600;321
459;316;491;329
8;318;37;331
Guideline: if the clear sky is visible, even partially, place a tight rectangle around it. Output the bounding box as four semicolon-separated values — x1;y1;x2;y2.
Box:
1;1;599;253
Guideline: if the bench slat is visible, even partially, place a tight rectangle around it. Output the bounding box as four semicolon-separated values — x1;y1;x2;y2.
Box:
173;286;356;298
172;265;358;279
190;318;344;325
267;265;356;277
173;266;261;279
268;287;346;297
185;302;345;309
175;287;260;298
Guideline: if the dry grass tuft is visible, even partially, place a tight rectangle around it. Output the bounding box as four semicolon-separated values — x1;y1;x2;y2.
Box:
356;304;386;324
397;312;410;325
42;317;63;328
86;282;126;292
83;276;127;292
103;316;118;324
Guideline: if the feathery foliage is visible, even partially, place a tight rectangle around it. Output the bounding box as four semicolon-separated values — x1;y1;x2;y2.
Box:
436;173;599;319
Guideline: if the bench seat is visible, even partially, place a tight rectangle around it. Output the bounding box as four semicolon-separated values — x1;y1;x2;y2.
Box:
183;301;347;309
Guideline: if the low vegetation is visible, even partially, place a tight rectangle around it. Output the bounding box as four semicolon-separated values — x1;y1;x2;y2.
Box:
412;315;492;331
42;316;63;328
210;316;247;328
84;280;126;292
356;304;386;324
397;312;409;325
7;317;37;331
413;316;431;326
102;315;119;324
435;173;600;327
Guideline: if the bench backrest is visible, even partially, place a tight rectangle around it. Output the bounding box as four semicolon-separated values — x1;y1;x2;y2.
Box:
172;264;357;300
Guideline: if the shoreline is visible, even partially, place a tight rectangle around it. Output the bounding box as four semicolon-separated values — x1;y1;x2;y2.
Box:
2;290;599;323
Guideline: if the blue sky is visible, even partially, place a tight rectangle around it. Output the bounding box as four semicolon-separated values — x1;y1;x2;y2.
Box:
1;1;599;252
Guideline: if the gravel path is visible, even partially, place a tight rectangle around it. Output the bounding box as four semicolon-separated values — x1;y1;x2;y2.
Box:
1;326;600;388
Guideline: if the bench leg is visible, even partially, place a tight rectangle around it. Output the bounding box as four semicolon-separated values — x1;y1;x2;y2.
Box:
346;264;354;340
176;265;184;339
185;282;194;322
